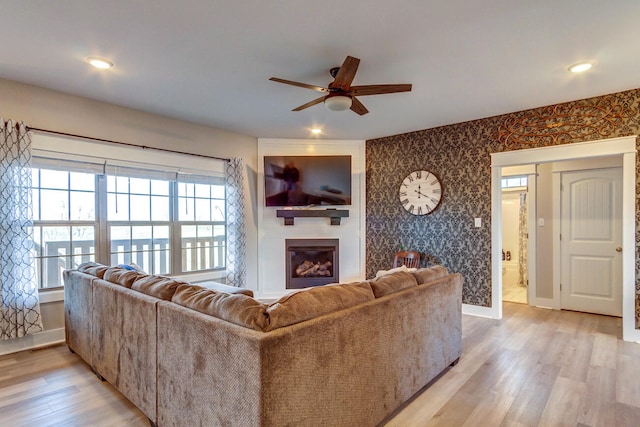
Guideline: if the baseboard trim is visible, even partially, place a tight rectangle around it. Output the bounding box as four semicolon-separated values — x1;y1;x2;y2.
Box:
531;297;558;310
0;328;65;356
462;303;499;319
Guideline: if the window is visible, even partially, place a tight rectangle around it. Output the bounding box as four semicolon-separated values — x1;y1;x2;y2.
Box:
30;162;226;290
178;181;226;272
107;175;172;275
31;168;97;289
501;176;528;189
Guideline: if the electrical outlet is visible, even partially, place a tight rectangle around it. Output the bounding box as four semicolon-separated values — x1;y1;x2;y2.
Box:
474;218;481;228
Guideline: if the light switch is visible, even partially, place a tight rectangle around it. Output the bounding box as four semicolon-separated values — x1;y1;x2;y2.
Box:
474;218;481;228
538;218;545;227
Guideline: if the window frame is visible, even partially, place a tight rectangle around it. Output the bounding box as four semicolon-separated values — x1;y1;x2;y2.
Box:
31;159;227;291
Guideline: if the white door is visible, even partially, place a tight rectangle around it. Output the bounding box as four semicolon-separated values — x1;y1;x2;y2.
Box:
560;168;622;316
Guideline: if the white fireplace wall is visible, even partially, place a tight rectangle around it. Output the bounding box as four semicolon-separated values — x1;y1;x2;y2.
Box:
257;138;366;298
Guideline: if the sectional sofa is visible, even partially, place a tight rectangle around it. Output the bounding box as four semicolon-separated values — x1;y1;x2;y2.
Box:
64;262;462;426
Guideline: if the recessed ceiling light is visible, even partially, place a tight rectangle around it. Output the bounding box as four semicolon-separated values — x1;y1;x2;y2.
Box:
568;62;593;73
86;56;114;69
310;128;322;135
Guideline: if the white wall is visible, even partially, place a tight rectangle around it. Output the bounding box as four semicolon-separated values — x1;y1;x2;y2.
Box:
257;138;366;298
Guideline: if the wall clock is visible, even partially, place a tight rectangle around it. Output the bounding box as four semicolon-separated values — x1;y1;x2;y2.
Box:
399;170;443;215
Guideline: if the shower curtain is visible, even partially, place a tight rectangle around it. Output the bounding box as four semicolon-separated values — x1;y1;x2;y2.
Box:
518;192;527;286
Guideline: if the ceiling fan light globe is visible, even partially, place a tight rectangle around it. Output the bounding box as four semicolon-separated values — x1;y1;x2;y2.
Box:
324;95;352;111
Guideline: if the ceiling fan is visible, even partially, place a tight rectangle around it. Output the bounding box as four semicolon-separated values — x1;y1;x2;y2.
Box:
269;56;412;115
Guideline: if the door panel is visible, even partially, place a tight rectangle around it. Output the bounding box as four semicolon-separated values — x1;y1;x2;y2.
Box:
560;168;622;316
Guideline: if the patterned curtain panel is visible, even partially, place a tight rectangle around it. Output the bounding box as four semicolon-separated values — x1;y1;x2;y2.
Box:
0;119;43;340
518;192;528;287
225;157;247;287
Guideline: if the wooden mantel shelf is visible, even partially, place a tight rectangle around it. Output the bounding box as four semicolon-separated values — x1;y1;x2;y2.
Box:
276;209;349;226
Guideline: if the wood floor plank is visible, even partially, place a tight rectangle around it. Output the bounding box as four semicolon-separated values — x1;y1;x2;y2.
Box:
615;401;640;427
460;390;514;427
499;362;561;426
578;366;616;427
616;353;640;408
538;376;587;427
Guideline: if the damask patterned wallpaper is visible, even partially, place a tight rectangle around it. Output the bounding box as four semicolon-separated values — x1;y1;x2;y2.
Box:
366;89;640;315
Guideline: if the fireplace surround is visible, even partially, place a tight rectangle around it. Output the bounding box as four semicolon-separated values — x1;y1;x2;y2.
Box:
285;239;339;289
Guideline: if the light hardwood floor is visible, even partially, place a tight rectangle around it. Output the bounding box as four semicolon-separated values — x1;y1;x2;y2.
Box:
1;303;639;427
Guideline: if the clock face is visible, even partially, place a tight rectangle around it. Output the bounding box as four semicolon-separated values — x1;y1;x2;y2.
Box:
399;170;443;215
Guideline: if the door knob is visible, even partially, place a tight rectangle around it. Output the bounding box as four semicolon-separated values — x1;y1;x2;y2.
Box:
616;247;622;252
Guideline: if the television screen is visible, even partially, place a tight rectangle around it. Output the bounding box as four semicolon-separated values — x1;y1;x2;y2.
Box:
264;155;352;207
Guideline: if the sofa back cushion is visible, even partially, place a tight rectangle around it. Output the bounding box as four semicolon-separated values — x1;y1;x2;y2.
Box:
412;265;449;285
265;281;375;332
132;275;189;301
104;267;145;288
369;271;418;298
78;262;108;279
171;284;268;331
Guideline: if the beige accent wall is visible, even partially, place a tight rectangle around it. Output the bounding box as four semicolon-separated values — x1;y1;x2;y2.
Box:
535;163;554;300
0;78;258;346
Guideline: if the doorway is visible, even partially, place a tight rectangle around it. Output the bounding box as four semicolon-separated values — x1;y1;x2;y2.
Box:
488;136;638;342
501;178;528;305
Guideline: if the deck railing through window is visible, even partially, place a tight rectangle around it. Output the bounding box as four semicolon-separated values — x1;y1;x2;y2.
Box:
36;235;225;288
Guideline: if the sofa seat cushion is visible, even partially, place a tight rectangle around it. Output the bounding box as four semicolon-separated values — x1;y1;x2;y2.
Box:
369;271;418;298
265;281;374;332
132;275;189;301
412;265;449;285
78;262;108;279
171;284;268;331
104;267;145;288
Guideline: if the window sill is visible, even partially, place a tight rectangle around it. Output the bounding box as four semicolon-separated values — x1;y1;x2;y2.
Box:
39;289;64;304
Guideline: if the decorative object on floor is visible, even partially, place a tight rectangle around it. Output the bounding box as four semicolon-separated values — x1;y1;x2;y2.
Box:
270;55;412;115
495;95;635;147
399;170;443;215
0;119;43;339
393;250;421;268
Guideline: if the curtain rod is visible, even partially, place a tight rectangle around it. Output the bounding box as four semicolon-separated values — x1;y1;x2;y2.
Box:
26;127;231;162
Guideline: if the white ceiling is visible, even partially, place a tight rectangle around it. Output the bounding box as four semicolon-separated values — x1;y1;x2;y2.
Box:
2;1;639;140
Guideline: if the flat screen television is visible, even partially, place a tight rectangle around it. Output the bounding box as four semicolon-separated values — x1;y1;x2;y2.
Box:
264;155;352;207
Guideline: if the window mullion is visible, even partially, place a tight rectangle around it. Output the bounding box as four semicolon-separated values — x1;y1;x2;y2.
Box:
96;174;109;265
170;180;181;275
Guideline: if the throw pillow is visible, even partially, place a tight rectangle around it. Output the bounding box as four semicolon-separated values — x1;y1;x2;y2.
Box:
374;265;417;279
369;270;418;298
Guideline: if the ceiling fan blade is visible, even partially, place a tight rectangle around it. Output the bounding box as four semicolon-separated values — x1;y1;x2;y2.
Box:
332;56;360;89
269;77;329;93
292;95;327;111
350;84;412;96
350;97;369;115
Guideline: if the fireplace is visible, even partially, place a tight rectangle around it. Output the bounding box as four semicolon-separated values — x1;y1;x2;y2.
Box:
285;239;339;289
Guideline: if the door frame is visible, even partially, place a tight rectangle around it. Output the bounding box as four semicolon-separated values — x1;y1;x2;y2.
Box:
484;135;638;342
